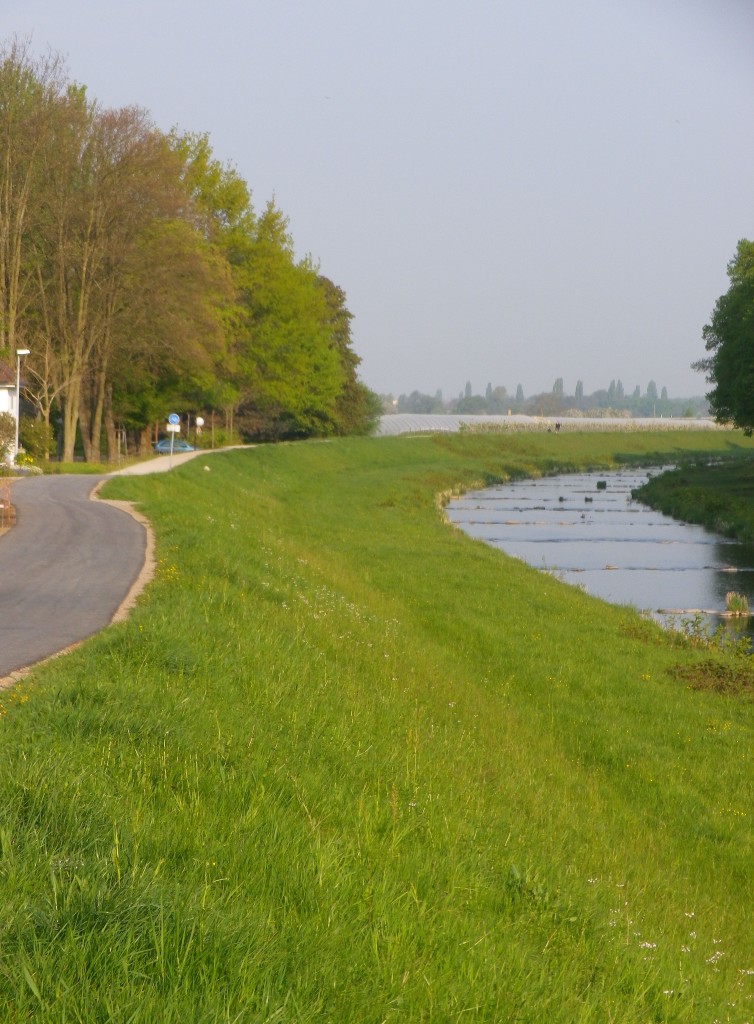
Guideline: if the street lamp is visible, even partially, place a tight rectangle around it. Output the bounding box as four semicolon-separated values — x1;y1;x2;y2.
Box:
14;348;30;465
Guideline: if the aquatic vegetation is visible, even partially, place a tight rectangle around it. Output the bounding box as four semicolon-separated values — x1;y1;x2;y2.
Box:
725;590;749;615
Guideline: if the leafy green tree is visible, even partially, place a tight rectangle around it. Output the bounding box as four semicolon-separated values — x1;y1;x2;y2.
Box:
234;202;344;438
316;275;380;435
397;391;444;414
516;384;524;403
487;385;507;413
552;378;564;396
575;380;583;400
695;240;754;432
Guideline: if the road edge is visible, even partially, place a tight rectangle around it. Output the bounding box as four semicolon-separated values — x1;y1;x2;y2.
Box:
0;479;156;690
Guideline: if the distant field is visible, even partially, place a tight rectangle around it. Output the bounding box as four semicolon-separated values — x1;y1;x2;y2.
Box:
1;431;754;1021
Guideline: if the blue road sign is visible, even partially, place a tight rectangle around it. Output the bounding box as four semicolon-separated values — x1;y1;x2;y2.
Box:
168;413;180;425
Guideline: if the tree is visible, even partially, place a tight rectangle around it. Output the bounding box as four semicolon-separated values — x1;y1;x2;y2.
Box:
646;381;658;401
234;201;344;438
695;240;754;432
28;98;219;461
316;275;380;435
552;377;564;396
398;390;444;414
516;384;524;403
0;40;66;360
575;380;583;400
487;385;507;413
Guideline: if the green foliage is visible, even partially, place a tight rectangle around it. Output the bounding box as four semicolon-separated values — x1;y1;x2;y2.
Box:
696;239;754;433
0;411;14;459
232;203;345;439
19;417;53;460
0;49;368;461
725;591;749;615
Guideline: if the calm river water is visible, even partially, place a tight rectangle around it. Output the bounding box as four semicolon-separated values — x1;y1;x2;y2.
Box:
446;467;754;638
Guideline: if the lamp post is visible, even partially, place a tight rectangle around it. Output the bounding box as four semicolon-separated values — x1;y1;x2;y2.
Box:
14;348;30;465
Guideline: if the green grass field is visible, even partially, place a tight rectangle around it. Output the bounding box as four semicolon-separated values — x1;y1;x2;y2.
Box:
2;431;754;1022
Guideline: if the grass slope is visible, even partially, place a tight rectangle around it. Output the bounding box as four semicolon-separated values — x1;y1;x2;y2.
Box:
636;456;754;543
1;432;754;1022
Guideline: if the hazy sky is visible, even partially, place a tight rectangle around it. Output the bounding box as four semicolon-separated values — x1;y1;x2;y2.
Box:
4;0;753;399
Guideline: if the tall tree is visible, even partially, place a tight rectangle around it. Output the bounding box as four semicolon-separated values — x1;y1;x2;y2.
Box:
234;202;344;438
31;100;189;459
316;275;379;435
694;239;754;432
0;39;65;358
27;100;235;460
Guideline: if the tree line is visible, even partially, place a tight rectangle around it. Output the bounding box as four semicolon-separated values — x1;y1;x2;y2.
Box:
0;39;379;462
388;379;708;419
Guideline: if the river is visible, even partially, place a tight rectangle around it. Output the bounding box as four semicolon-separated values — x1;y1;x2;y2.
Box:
445;466;754;639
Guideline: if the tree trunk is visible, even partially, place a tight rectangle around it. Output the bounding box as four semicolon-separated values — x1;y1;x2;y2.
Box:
105;385;118;463
62;377;80;463
139;424;152;455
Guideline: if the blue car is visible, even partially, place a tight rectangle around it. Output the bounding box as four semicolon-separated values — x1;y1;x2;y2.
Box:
153;438;195;454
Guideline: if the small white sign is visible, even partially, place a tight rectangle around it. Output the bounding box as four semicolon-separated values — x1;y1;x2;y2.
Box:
166;424;180;433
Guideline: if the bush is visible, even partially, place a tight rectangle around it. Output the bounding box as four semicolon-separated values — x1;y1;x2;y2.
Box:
0;411;14;461
19;417;53;460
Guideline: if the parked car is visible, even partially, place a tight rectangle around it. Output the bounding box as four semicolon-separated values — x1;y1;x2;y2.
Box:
153;438;195;454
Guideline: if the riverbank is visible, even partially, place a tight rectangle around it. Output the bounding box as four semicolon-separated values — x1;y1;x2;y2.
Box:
635;456;754;543
446;463;754;637
2;431;754;1020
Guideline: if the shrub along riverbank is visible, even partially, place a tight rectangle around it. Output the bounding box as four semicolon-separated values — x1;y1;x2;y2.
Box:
636;456;754;543
2;431;754;1021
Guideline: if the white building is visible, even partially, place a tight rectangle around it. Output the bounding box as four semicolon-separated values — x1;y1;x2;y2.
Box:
0;359;15;415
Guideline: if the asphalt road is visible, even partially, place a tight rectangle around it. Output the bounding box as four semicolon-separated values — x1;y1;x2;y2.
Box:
0;474;147;678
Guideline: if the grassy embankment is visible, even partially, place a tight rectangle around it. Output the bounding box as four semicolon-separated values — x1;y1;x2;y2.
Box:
636;456;754;543
2;431;754;1021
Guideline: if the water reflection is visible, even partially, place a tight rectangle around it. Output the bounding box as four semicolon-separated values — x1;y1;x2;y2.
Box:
446;467;754;638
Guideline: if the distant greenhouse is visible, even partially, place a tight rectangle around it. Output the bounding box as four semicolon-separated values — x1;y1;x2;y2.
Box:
375;414;722;436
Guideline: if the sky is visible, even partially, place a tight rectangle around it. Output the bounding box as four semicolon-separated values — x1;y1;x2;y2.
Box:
3;0;753;400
